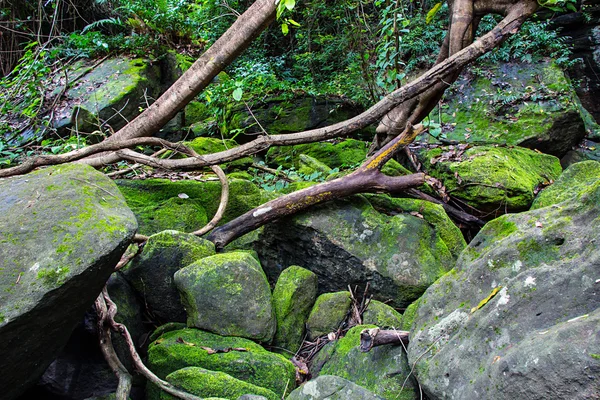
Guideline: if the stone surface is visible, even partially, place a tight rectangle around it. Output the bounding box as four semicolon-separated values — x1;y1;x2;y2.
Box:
0;163;137;400
161;367;279;400
174;252;276;342
287;376;385;400
421;145;562;214
117;178;267;236
52;57;160;135
147;327;295;399
435;61;585;157
531;160;600;210
361;300;403;329
407;168;600;399
122;230;215;323
313;325;416;400
306;292;352;340
272;266;318;354
255;195;464;308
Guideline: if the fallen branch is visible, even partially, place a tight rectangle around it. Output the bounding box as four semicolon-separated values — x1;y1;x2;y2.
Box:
208;124;426;248
359;327;410;352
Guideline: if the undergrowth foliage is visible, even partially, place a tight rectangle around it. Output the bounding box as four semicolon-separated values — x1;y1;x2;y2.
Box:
0;0;581;167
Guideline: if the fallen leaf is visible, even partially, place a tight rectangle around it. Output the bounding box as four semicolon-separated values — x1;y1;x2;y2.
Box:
535;221;543;228
178;193;189;199
176;337;196;346
471;286;502;314
327;332;337;341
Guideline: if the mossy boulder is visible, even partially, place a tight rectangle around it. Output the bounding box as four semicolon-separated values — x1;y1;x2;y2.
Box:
407;169;600;399
122;230;215;323
174;252;276;342
183;137;253;170
434;61;585;157
161;367;279;400
531;160;600;209
53;57;160;135
222;96;371;139
272;266;318;354
0;163;137;400
361;300;403;329
116;178;267;236
400;298;421;331
314;325;416;400
287;376;385;400
306;292;352;340
255;196;464;308
147;327;295;399
266;139;368;171
421;145;562;215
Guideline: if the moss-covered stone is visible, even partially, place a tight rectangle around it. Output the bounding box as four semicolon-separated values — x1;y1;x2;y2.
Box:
272;266;318;354
162;367;279;400
298;154;333;176
361;300;402;329
148;322;187;343
531;160;600;209
184;101;211;126
400;298;421;331
0;163;137;400
174;252;276;342
266;139;369;171
306;292;352;340
65;57;160;134
147;328;295;399
421;145;562;214
406;174;600;399
122;230;215;323
316;325;415;400
116;178;265;236
431;61;585;157
256;196;462;308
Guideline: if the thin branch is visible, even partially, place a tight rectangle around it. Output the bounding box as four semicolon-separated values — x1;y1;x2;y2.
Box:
192;164;229;236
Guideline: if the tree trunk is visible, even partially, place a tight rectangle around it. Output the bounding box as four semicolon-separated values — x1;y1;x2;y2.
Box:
82;0;278;167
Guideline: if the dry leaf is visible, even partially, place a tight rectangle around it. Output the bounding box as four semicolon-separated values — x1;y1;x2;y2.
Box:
535;221;543;228
176;337;196;346
410;211;424;219
327;332;337;341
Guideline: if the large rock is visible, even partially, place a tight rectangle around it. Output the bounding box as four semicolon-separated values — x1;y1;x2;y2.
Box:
174;252;276;342
255;195;465;308
272;266;318;353
435;61;585;157
147;327;295;399
52;57;161;135
287;376;385;400
0;163;137;400
117;178;267;236
421;145;562;214
122;230;215;323
306;292;352;340
407;162;600;399
361;300;403;328
161;367;279;400
313;325;416;400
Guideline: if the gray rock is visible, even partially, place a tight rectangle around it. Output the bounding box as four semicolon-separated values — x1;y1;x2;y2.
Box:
238;395;269;400
407;169;600;399
272;266;318;353
287;376;385;400
306;292;352;340
256;196;464;308
0;163;137;400
314;325;416;400
123;230;215;323
361;300;403;329
174;252;276;342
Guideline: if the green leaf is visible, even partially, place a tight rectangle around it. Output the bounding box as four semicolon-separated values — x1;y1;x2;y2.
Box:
232;87;243;101
287;18;301;27
426;2;443;24
281;23;289;35
284;0;295;11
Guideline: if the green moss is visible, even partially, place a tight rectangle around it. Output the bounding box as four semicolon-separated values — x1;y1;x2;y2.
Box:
423;145;562;212
307;291;352;339
362;300;403;328
590;354;600;360
532;160;600;209
162;367;279;400
266;139;368;170
116;178;264;236
401;297;422;331
147;328;295;399
516;238;560;267
36;266;69;286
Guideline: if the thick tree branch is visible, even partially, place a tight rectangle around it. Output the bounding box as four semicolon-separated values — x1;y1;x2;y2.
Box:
359;328;410;352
